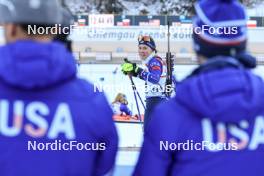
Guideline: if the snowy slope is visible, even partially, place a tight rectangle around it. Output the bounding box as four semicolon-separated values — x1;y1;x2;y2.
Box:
65;0;264;16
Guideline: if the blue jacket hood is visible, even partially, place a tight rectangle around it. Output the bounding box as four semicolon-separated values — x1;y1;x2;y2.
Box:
176;62;264;123
0;40;76;89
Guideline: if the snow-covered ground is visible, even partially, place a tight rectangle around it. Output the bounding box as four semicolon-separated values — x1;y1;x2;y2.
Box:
78;64;198;115
78;64;264;113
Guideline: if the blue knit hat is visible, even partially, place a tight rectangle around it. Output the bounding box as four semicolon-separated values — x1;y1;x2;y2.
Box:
193;0;248;58
138;35;157;52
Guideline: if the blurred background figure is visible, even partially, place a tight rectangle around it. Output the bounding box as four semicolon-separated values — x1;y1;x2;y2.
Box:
112;93;132;116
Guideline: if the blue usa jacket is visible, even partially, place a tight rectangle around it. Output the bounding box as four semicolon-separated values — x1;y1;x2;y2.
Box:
0;41;118;176
134;57;264;176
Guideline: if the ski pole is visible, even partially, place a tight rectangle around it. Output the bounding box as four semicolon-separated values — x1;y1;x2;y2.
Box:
128;75;146;110
124;58;146;110
129;75;143;122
